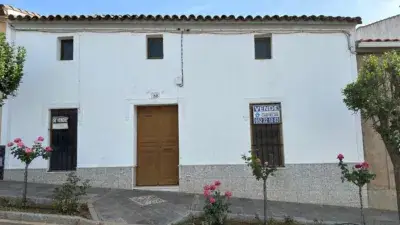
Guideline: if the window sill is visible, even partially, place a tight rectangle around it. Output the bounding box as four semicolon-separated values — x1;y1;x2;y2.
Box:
46;170;76;173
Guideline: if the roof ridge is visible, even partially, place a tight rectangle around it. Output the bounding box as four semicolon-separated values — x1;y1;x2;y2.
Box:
7;14;362;24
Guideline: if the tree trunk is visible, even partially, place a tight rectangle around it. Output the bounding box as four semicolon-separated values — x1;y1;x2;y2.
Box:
22;163;29;206
263;178;267;225
384;142;400;223
394;165;400;223
358;186;366;225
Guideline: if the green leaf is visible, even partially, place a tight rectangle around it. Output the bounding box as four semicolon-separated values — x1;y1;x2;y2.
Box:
0;33;26;105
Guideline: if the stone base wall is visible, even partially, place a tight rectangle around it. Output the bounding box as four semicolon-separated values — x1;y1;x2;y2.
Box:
4;167;133;189
179;164;368;208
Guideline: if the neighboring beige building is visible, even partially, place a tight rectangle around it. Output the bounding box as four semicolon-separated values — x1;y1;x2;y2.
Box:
356;14;400;211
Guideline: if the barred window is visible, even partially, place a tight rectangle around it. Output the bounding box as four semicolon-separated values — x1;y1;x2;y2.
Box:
250;103;284;167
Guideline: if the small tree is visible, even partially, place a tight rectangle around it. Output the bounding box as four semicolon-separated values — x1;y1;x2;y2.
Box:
342;50;400;220
336;154;376;225
7;137;53;206
242;150;277;225
0;33;26;105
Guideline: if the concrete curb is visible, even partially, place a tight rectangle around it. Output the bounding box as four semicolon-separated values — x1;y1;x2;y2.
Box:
0;195;137;225
86;199;100;221
0;194;102;222
167;211;358;225
0;210;140;225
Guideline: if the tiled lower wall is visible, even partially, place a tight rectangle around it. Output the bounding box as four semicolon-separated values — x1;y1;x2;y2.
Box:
4;164;368;208
179;163;368;208
4;167;133;189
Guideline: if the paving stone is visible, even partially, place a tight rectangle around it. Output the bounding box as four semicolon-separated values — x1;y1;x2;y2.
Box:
130;195;167;206
0;181;398;225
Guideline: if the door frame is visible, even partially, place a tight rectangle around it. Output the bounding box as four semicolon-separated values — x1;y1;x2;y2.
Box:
47;106;79;172
131;99;180;187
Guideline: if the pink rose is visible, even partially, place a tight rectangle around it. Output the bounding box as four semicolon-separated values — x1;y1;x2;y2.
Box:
203;190;210;197
355;163;362;169
225;191;232;198
13;138;21;143
25;148;32;154
209;185;216;191
337;154;344;161
361;162;369;169
17;142;24;147
203;185;210;191
209;197;216;204
214;180;221;186
7;142;13;147
37;136;44;142
45;146;53;152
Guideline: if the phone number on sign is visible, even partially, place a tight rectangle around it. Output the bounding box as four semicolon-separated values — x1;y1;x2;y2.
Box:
253;117;280;124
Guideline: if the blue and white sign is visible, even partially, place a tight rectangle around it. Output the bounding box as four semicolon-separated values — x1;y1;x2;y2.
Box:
253;104;281;124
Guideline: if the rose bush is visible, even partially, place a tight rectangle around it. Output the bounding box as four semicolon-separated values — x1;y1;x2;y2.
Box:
8;136;52;205
337;154;375;225
202;180;232;225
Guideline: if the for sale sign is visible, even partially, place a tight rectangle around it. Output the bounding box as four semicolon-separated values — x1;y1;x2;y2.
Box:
252;104;281;124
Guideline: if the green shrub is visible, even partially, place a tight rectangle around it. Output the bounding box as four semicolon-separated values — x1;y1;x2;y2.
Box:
52;172;90;215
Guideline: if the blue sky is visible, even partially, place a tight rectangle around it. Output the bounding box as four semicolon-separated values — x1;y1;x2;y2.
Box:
5;0;400;25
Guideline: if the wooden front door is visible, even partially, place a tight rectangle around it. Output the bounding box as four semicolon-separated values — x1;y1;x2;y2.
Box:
136;105;179;186
49;109;78;171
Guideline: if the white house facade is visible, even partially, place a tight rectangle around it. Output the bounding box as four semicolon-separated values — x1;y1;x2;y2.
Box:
1;13;365;207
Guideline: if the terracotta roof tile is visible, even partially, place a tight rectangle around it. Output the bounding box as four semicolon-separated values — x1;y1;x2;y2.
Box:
358;38;400;42
7;14;362;24
0;4;40;17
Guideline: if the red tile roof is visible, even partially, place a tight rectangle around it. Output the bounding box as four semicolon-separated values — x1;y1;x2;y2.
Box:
7;14;362;24
358;38;400;42
0;4;40;17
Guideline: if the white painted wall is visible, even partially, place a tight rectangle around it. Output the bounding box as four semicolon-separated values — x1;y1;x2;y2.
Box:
357;15;400;39
3;24;362;169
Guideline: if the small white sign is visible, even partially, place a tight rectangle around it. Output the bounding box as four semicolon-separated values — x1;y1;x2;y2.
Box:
52;116;69;130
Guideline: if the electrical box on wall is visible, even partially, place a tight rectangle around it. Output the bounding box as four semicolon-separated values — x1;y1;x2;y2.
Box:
175;76;183;87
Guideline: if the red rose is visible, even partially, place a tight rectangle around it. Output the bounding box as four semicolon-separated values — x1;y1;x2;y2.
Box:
17;142;24;147
25;148;33;154
203;185;210;191
209;185;216;191
337;154;344;161
214;180;221;186
361;162;369;169
37;136;44;142
7;142;13;147
209;197;216;204
355;163;362;169
203;190;210;197
224;191;232;198
45;146;53;152
14;138;21;143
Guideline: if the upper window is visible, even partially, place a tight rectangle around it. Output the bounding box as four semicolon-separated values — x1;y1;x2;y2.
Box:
147;36;163;59
60;38;73;61
254;36;272;59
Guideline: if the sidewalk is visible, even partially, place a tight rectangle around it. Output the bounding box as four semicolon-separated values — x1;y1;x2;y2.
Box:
0;181;398;225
